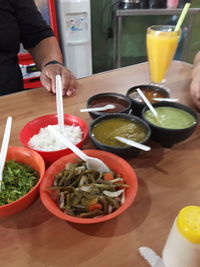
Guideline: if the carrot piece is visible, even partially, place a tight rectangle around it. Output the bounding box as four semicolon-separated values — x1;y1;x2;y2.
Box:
103;172;114;181
88;203;103;211
88;198;98;206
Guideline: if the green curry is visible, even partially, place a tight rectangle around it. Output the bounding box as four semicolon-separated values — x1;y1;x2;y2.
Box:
92;118;147;147
144;107;196;129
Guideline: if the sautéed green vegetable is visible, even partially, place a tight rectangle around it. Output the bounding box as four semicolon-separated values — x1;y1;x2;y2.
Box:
49;160;129;218
0;160;38;206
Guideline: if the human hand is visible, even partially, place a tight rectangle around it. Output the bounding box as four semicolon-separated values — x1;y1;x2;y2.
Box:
40;63;77;96
190;63;200;110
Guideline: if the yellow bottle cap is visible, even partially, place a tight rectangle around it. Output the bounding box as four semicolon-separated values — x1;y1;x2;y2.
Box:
176;206;200;244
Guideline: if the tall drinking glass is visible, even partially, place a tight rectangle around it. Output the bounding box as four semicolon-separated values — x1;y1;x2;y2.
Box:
146;25;181;86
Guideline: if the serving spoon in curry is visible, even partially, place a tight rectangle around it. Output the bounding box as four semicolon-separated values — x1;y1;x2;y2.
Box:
80;104;115;113
114;136;151;151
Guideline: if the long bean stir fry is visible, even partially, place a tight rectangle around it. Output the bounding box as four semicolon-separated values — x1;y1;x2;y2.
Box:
49;160;129;218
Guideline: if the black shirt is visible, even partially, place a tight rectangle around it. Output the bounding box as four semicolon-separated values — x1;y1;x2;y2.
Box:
0;0;54;95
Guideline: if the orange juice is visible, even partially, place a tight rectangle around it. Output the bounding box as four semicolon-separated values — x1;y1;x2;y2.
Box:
147;25;181;83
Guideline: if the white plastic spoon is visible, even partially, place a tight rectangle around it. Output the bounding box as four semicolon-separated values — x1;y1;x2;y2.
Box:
56;75;65;133
136;88;163;126
139;247;165;267
115;136;151;151
136;88;158;117
80;104;115;113
48;125;110;173
0;116;12;191
153;97;178;102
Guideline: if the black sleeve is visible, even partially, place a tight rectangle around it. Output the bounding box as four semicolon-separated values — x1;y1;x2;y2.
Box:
16;0;54;49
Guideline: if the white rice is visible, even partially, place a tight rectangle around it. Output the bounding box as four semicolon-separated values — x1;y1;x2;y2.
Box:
28;124;83;151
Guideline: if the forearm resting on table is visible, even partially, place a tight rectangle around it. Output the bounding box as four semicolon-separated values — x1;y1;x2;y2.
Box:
193;51;200;66
190;51;200;109
192;51;200;91
28;36;63;70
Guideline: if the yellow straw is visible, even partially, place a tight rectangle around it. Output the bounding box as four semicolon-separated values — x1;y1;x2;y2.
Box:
174;3;191;31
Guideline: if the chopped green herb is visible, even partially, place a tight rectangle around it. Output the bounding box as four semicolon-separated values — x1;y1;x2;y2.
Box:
0;160;39;206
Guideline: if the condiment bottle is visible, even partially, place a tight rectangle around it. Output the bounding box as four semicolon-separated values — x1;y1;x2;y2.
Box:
162;206;200;267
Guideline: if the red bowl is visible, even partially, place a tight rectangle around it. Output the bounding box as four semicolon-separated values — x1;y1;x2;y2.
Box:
0;146;45;218
19;114;88;166
40;150;138;224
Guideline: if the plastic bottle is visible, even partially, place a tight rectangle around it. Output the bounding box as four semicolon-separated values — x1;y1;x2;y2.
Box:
162;206;200;267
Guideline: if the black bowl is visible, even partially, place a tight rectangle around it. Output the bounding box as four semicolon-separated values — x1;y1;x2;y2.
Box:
141;102;198;148
89;113;151;157
87;92;132;119
126;84;170;116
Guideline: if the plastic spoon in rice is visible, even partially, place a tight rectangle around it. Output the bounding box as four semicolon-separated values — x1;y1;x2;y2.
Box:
136;88;162;126
80;104;115;112
114;136;151;151
0;116;12;192
56;74;65;133
48;125;110;173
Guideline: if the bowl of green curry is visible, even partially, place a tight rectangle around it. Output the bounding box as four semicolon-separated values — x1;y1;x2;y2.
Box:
0;146;45;218
89;113;151;157
141;102;198;147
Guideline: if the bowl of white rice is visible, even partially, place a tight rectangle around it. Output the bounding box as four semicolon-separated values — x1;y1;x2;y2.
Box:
19;114;88;166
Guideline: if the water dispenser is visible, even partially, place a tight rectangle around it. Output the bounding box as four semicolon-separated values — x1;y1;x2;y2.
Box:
55;0;92;78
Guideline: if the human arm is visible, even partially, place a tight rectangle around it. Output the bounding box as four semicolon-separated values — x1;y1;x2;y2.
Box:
190;51;200;110
28;37;77;96
17;0;77;96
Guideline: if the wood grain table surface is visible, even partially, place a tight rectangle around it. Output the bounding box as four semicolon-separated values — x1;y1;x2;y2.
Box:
0;61;199;267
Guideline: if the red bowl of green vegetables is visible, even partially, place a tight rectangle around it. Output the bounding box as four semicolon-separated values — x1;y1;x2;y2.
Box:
0;146;45;218
40;150;138;224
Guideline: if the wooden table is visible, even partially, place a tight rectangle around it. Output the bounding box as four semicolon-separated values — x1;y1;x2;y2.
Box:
0;61;199;267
